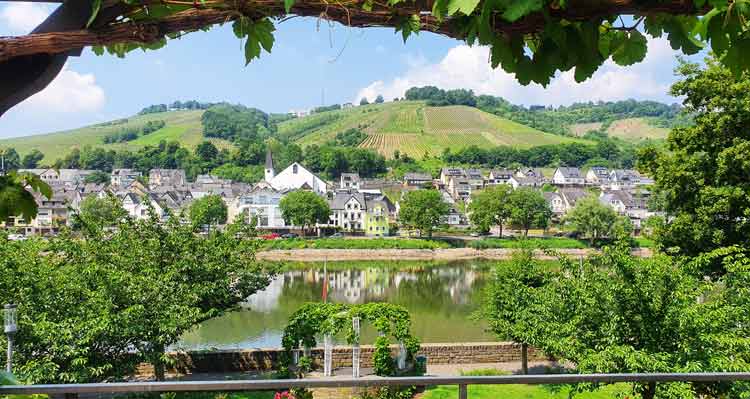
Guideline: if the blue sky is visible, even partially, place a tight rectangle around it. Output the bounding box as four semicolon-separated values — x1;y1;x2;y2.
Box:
0;3;697;138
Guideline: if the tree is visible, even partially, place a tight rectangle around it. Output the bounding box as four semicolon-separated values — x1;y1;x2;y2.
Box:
507;188;551;236
537;244;750;399
478;245;552;374
398;189;449;238
374;95;384;104
468;185;512;236
84;170;110;184
638;57;750;272
20;150;44;168
189;194;228;231
74;193;127;230
564;196;619;245
359;98;369;106
279;191;330;236
0;148;20;171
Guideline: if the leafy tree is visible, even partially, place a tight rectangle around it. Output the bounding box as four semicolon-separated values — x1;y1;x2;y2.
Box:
478;245;551;374
564;196;619;245
211;164;263;184
507;188;551;236
195;141;220;166
201;104;269;142
189;194;228;231
398;189;449;238
468;185;512;236
1;148;20;171
74;193;127;230
638;57;750;272
279;191;330;236
374;95;385;104
0;213;274;383
20;150;44;168
84;170;110;184
359;98;369;106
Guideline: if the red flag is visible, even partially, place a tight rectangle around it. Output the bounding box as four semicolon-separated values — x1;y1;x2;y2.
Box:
322;259;328;303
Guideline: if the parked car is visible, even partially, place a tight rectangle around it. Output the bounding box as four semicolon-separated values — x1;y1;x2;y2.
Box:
261;233;281;240
281;233;298;239
329;232;344;238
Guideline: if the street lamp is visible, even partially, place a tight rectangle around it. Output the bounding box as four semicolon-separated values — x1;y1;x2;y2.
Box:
4;304;17;373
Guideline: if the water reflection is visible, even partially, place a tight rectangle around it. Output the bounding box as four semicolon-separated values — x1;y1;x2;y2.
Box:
176;260;495;350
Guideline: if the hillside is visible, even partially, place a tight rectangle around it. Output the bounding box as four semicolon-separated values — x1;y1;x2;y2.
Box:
569;118;669;141
280;101;589;158
0;110;232;162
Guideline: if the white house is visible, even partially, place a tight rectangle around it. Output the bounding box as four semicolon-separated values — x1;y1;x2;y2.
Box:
340;173;361;190
585;166;609;185
19;168;96;186
552;167;585;185
328;192;367;231
543;191;566;216
148;169;186;188
486;169;514;186
440;167;467;185
111;169;141;187
228;181;287;229
266;150;327;194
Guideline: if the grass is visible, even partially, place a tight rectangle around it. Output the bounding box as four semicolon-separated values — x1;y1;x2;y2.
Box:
469;237;590;250
260;237;452;250
606;118;669;141
421;383;634;399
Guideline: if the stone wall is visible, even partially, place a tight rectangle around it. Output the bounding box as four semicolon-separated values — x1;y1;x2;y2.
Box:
167;342;549;374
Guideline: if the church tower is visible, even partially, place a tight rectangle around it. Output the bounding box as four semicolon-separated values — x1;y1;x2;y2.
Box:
264;147;275;182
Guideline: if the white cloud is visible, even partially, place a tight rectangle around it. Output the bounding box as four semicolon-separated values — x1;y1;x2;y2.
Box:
22;65;106;113
0;2;53;34
355;36;683;106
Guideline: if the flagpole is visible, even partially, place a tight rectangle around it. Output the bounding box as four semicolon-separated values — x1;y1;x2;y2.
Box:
322;256;328;303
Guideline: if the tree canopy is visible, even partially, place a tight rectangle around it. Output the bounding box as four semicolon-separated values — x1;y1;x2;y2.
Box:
468;184;512;236
278;190;330;235
398;189;449;238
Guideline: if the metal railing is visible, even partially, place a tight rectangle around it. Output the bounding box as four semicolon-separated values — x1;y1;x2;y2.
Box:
1;373;750;398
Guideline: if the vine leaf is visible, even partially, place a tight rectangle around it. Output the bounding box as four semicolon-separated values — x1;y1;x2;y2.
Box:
447;0;480;16
501;0;543;22
284;0;295;13
395;15;420;42
233;18;276;65
611;30;647;66
86;0;102;28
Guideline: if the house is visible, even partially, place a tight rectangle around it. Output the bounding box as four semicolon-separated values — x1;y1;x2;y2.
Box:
291;109;310;118
340;173;361;190
608;169;648;190
516;168;545;180
440;190;466;226
190;175;245;199
439;168;466;185
508;175;544;189
599;189;657;229
448;177;472;201
403;172;432;187
266;150;327;194
466;169;484;190
328;192;367;232
543;191;566;216
487;169;514;186
6;188;76;235
552;167;585;186
342;103;354;109
585;166;609;185
148;169;186;188
559;188;588;210
111;169;141;187
228;181;287;229
19;168;96;186
363;195;395;237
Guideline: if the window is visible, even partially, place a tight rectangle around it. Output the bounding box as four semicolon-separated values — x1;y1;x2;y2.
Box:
293;164;298;174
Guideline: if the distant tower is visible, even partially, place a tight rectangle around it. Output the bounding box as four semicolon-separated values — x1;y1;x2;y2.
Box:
264;147;275;182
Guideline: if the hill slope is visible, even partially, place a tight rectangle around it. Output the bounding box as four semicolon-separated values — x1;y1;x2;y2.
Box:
280;101;589;158
0;110;232;162
569;118;669;141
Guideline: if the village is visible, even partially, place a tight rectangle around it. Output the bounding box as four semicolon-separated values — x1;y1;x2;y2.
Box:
5;148;659;238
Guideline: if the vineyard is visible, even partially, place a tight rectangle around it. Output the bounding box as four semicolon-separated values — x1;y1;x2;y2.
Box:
359;133;432;158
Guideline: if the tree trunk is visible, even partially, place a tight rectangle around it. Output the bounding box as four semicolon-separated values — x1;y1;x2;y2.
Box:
153;343;166;381
498;221;503;238
641;382;656;399
521;343;528;375
524;226;529;237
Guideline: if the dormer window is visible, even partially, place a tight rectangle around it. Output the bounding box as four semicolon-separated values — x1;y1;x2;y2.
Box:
293;164;298;174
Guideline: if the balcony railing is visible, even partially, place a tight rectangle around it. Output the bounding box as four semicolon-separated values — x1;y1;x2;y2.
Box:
1;373;749;398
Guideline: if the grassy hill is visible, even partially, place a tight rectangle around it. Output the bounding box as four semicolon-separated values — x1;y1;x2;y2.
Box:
281;101;589;158
0;110;232;163
569;117;669;141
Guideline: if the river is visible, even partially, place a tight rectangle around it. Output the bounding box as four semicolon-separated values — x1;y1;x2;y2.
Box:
176;260;500;350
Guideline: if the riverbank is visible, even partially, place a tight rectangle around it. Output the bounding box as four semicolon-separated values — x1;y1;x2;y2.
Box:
257;247;653;262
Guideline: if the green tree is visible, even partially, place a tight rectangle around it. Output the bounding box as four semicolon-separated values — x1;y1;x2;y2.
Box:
1;148;21;171
468;185;512;236
374;95;385;104
478;245;551;374
189;194;228;231
638;58;750;272
279;191;330;236
20;150;44;168
359;98;369;106
399;189;449;238
74;193;127;230
507;188;551;236
564;196;618;245
83;170;110;184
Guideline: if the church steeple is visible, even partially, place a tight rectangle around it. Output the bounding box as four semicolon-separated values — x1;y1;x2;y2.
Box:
264;147;275;182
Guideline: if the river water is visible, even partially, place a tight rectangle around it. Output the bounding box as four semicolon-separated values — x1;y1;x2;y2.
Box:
176;260;499;350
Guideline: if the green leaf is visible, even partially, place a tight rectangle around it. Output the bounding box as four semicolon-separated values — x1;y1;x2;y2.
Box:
447;0;480;16
284;0;295;13
395;14;420;43
86;0;102;28
611;30;647;66
91;45;104;56
501;0;543;22
232;17;248;38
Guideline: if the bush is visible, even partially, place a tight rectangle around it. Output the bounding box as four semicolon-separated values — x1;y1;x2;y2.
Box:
469;237;589;249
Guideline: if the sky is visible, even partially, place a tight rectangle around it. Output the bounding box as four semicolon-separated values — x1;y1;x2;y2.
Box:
0;2;698;139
